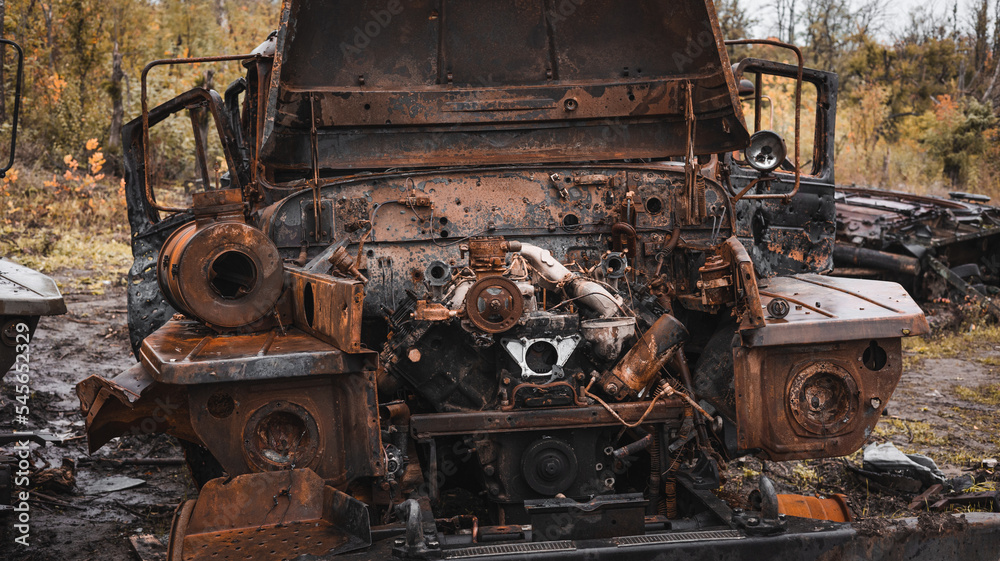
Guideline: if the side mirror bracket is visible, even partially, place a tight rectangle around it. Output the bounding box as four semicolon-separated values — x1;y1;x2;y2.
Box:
0;39;24;178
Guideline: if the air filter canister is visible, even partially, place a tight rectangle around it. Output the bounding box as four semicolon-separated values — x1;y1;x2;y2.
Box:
158;195;283;329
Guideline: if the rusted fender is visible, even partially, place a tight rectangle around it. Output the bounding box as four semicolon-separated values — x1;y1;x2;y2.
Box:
749;274;930;346
167;469;371;561
76;363;198;453
735;275;930;461
0;258;67;317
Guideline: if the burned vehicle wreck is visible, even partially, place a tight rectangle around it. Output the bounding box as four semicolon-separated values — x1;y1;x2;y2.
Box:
73;1;1000;559
833;187;1000;319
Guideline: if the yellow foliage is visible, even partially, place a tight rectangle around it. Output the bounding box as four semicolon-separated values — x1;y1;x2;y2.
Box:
42;73;67;104
88;152;105;175
1;139;130;284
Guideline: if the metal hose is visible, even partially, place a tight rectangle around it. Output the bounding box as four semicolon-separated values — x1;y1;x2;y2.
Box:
518;243;622;317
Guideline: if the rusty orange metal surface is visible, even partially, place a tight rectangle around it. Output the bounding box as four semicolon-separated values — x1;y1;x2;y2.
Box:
286;266;365;353
260;0;750;172
74;0;956;558
157;189;284;330
185;371;384;485
167;469;371;561
76;363;198;453
139;320;369;385
777;494;852;522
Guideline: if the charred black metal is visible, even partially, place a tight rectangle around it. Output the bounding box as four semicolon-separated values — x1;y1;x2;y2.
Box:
69;1;996;560
833;186;1000;318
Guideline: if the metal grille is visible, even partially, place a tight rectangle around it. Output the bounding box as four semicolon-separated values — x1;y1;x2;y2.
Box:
616;529;744;547
445;540;576;559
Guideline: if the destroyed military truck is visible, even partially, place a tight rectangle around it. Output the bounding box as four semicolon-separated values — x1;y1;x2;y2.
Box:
833;187;1000;320
74;1;1000;559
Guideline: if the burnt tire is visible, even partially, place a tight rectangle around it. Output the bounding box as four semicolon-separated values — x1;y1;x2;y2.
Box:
950;263;983;281
179;440;225;489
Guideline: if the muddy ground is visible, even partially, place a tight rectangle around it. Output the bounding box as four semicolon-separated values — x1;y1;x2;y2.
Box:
1;277;998;560
1;278;199;561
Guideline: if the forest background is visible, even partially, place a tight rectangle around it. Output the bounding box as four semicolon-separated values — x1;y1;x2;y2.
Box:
0;0;998;289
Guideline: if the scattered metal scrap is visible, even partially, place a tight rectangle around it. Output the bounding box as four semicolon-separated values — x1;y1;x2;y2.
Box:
834;187;1000;318
130;534;168;561
930;492;1000;512
82;475;146;495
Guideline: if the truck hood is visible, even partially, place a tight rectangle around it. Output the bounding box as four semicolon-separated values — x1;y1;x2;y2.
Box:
259;0;750;172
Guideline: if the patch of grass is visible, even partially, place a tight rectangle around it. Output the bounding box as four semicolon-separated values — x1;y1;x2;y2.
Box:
1;143;131;290
790;462;820;488
2;229;130;280
873;417;947;446
935;447;982;468
902;353;922;372
967;481;998;493
903;325;1000;359
954;383;1000;407
976;356;1000;367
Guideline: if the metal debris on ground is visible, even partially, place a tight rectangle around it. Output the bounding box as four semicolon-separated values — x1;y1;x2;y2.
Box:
862;442;947;489
82;475;146;495
130;534;168;561
833;187;1000;316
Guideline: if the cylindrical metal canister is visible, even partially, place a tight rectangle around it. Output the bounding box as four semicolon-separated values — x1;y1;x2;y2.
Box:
602;314;688;399
157;194;283;329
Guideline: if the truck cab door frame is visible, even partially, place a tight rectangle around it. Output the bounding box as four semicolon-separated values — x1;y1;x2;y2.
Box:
727;59;839;277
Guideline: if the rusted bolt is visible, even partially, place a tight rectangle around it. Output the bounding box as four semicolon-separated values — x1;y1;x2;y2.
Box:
483;465;495;476
766;298;790;319
606;383;619;395
564;98;578;111
747;517;760;526
502;377;511;385
407;348;422;363
489;485;500;496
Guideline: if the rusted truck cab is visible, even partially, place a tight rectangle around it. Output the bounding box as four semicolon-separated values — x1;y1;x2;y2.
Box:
75;2;1000;560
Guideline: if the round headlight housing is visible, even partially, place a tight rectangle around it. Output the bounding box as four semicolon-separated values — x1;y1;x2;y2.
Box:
744;130;787;173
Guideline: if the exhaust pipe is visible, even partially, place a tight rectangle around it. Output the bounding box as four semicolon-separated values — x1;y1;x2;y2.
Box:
518;243;622;318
